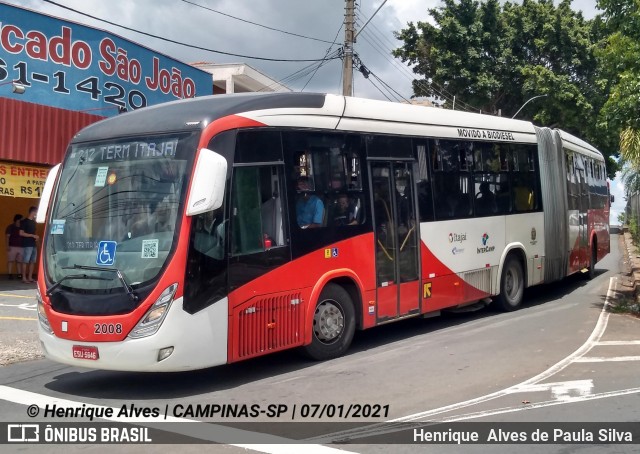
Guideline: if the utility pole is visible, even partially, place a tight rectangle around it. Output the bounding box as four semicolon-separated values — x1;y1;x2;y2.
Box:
342;0;355;97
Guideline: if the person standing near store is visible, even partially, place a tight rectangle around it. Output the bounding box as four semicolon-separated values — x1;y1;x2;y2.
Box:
5;214;23;280
19;207;38;284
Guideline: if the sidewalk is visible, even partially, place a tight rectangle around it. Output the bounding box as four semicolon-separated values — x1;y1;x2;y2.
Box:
0;276;41;366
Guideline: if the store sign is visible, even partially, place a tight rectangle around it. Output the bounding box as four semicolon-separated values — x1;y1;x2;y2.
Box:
0;161;50;198
0;3;212;115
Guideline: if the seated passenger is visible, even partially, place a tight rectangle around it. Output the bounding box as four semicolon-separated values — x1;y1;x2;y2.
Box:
333;194;358;226
475;182;497;215
296;176;324;228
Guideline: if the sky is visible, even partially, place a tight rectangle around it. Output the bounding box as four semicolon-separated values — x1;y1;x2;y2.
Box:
2;0;625;223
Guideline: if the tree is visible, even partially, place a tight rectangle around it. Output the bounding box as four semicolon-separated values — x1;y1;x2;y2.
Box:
596;0;640;169
393;0;615;176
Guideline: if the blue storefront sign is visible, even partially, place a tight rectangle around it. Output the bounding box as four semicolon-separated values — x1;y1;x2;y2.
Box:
0;3;212;115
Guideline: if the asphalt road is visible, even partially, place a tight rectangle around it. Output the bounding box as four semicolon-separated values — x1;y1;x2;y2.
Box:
0;234;638;454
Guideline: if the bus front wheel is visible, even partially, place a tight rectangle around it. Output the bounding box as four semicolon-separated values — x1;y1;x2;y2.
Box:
495;256;524;312
303;284;355;361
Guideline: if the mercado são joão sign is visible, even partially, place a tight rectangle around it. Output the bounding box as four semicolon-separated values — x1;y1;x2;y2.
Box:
0;161;49;198
0;3;212;115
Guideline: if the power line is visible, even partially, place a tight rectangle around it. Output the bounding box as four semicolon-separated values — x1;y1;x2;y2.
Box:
180;0;337;45
302;22;345;91
354;3;481;111
42;0;340;63
353;53;405;102
257;48;342;92
354;17;480;112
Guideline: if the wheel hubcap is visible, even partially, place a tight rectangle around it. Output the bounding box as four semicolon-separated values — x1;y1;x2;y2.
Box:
506;267;519;299
313;300;344;343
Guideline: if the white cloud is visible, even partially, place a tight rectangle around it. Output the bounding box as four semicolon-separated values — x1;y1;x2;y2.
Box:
4;0;600;100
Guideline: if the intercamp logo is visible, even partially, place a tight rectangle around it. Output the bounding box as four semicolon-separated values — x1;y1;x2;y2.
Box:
477;233;495;254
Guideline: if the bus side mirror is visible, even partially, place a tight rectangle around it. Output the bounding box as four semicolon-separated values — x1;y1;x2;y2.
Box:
36;163;61;224
186;148;227;216
611;195;615;204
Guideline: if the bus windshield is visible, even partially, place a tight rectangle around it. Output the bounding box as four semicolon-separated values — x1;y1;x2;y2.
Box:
44;135;192;291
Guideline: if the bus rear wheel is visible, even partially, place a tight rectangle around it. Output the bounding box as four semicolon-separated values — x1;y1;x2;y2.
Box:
303;284;355;361
586;244;596;280
495;256;524;312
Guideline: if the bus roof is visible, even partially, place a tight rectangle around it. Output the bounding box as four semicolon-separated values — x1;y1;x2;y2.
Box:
73;93;593;149
71;92;326;143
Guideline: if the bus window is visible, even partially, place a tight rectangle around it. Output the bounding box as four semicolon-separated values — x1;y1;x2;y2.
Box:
432;140;472;219
231;165;286;254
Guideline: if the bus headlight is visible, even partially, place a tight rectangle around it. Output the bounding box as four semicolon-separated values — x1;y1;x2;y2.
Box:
128;283;178;339
36;292;53;334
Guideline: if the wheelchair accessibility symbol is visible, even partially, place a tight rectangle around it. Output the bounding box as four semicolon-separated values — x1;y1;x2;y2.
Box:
96;241;117;266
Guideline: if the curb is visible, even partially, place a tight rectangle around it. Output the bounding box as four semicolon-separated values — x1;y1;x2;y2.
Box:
622;230;640;304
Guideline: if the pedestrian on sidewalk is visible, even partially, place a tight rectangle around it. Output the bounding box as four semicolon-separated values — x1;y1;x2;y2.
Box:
5;214;23;280
19;207;38;284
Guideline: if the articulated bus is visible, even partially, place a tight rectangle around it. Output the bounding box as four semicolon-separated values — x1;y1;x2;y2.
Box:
36;93;610;371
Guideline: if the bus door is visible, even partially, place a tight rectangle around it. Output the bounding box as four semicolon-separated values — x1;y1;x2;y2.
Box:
370;161;420;320
575;156;589;268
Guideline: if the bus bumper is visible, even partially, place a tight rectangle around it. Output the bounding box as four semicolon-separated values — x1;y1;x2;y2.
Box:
38;297;229;372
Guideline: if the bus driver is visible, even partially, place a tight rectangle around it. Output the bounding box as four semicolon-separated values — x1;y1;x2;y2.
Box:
296;176;324;229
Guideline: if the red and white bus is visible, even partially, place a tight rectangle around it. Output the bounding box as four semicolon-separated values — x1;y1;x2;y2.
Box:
36;93;610;371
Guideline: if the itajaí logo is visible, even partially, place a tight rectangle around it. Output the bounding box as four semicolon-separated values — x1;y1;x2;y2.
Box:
477;233;495;254
449;232;467;243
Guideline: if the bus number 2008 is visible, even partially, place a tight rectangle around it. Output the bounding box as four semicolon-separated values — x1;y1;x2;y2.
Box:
94;323;123;335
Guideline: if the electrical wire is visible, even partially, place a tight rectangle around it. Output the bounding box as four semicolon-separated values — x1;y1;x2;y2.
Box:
355;17;480;112
354;4;482;111
302;22;345;91
42;0;341;63
180;0;337;45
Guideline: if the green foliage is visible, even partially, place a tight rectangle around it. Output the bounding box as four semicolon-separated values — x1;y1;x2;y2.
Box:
595;0;640;181
618;211;626;225
620;127;640;166
621;162;640;196
629;214;640;244
608;295;640;315
393;0;618;177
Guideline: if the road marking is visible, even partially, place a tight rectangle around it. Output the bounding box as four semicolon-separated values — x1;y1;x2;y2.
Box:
595;340;640;345
0;293;35;299
0;302;37;311
391;276;617;422
0;385;356;452
421;386;640;423
308;276;623;443
574;356;640;362
508;379;593;401
0;316;37;321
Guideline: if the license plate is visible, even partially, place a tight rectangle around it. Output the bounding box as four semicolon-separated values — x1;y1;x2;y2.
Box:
72;345;99;361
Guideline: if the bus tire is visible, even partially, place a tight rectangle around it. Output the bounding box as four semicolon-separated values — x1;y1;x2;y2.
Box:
303;283;355;361
586;244;596;280
495;255;524;312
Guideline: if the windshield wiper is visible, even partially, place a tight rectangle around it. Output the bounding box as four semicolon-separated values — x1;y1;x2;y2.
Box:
46;274;112;296
48;265;139;302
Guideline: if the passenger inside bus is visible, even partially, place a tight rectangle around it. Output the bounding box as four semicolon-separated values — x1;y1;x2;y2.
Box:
475;182;497;215
436;178;470;219
296;176;324;228
331;194;359;226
